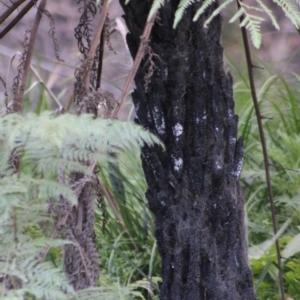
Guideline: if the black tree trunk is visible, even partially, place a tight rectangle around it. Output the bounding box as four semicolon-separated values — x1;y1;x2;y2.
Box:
120;1;256;299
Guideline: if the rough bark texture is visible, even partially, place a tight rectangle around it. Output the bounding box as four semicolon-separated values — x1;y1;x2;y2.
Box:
120;1;256;299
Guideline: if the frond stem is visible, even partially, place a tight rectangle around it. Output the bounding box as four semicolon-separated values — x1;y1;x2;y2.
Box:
83;0;110;91
0;0;26;24
114;10;158;118
12;0;47;112
0;0;37;38
237;1;284;299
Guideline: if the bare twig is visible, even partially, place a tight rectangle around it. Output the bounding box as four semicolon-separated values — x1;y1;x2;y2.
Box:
83;0;110;91
96;21;106;89
13;0;48;112
0;0;26;24
237;1;285;299
114;11;158;118
0;0;38;39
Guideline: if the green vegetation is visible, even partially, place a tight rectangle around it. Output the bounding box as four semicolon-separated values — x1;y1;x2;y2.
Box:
233;66;300;299
1;0;300;299
0;112;161;299
1;70;300;299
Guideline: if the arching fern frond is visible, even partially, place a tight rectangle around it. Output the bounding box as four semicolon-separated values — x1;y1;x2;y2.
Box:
0;112;163;178
273;0;300;28
148;0;165;21
229;3;265;48
0;112;162;300
173;0;197;28
202;0;235;27
123;0;299;49
239;4;265;48
174;0;299;48
0;173;75;299
256;0;279;30
190;0;216;24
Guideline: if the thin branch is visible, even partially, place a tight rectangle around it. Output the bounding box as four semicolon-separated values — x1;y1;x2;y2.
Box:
114;10;158;118
96;24;105;89
83;0;110;91
13;0;48;112
0;0;38;39
237;1;285;299
0;0;26;24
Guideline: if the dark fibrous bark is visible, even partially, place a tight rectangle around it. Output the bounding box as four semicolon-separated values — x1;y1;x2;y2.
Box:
119;1;256;299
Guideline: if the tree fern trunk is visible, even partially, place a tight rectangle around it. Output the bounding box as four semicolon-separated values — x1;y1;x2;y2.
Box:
120;1;256;299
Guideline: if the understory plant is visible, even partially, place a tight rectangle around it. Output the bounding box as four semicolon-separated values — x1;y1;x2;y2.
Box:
0;111;161;299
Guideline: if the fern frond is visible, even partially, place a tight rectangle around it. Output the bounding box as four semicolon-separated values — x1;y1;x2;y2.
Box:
0;176;75;299
38;158;93;177
241;8;264;48
29;178;78;205
191;0;216;23
229;3;264;48
229;6;245;23
203;0;235;27
2;261;74;300
148;0;165;22
2;112;163;169
173;0;197;28
256;0;280;30
272;0;300;28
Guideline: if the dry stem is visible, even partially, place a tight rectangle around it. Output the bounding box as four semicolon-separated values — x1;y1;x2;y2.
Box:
114;11;158;118
13;0;47;112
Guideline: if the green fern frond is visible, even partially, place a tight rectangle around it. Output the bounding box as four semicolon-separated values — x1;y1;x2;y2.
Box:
203;0;235;27
2;112;163;167
2;261;75;300
0;111;162;300
148;0;165;22
124;0;297;50
256;0;280;29
191;0;216;23
272;0;300;28
38;158;93;177
173;0;197;28
229;6;245;23
241;9;264;48
0;178;75;299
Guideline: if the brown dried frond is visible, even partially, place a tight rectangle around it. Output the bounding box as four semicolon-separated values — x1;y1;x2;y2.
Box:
43;9;64;62
74;0;98;56
8;148;20;175
91;43;100;89
0;75;9;113
12;30;30;101
76;88;118;118
104;15;115;53
74;58;91;106
60;178;100;290
143;39;158;93
91;17;114;90
95;180;107;231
